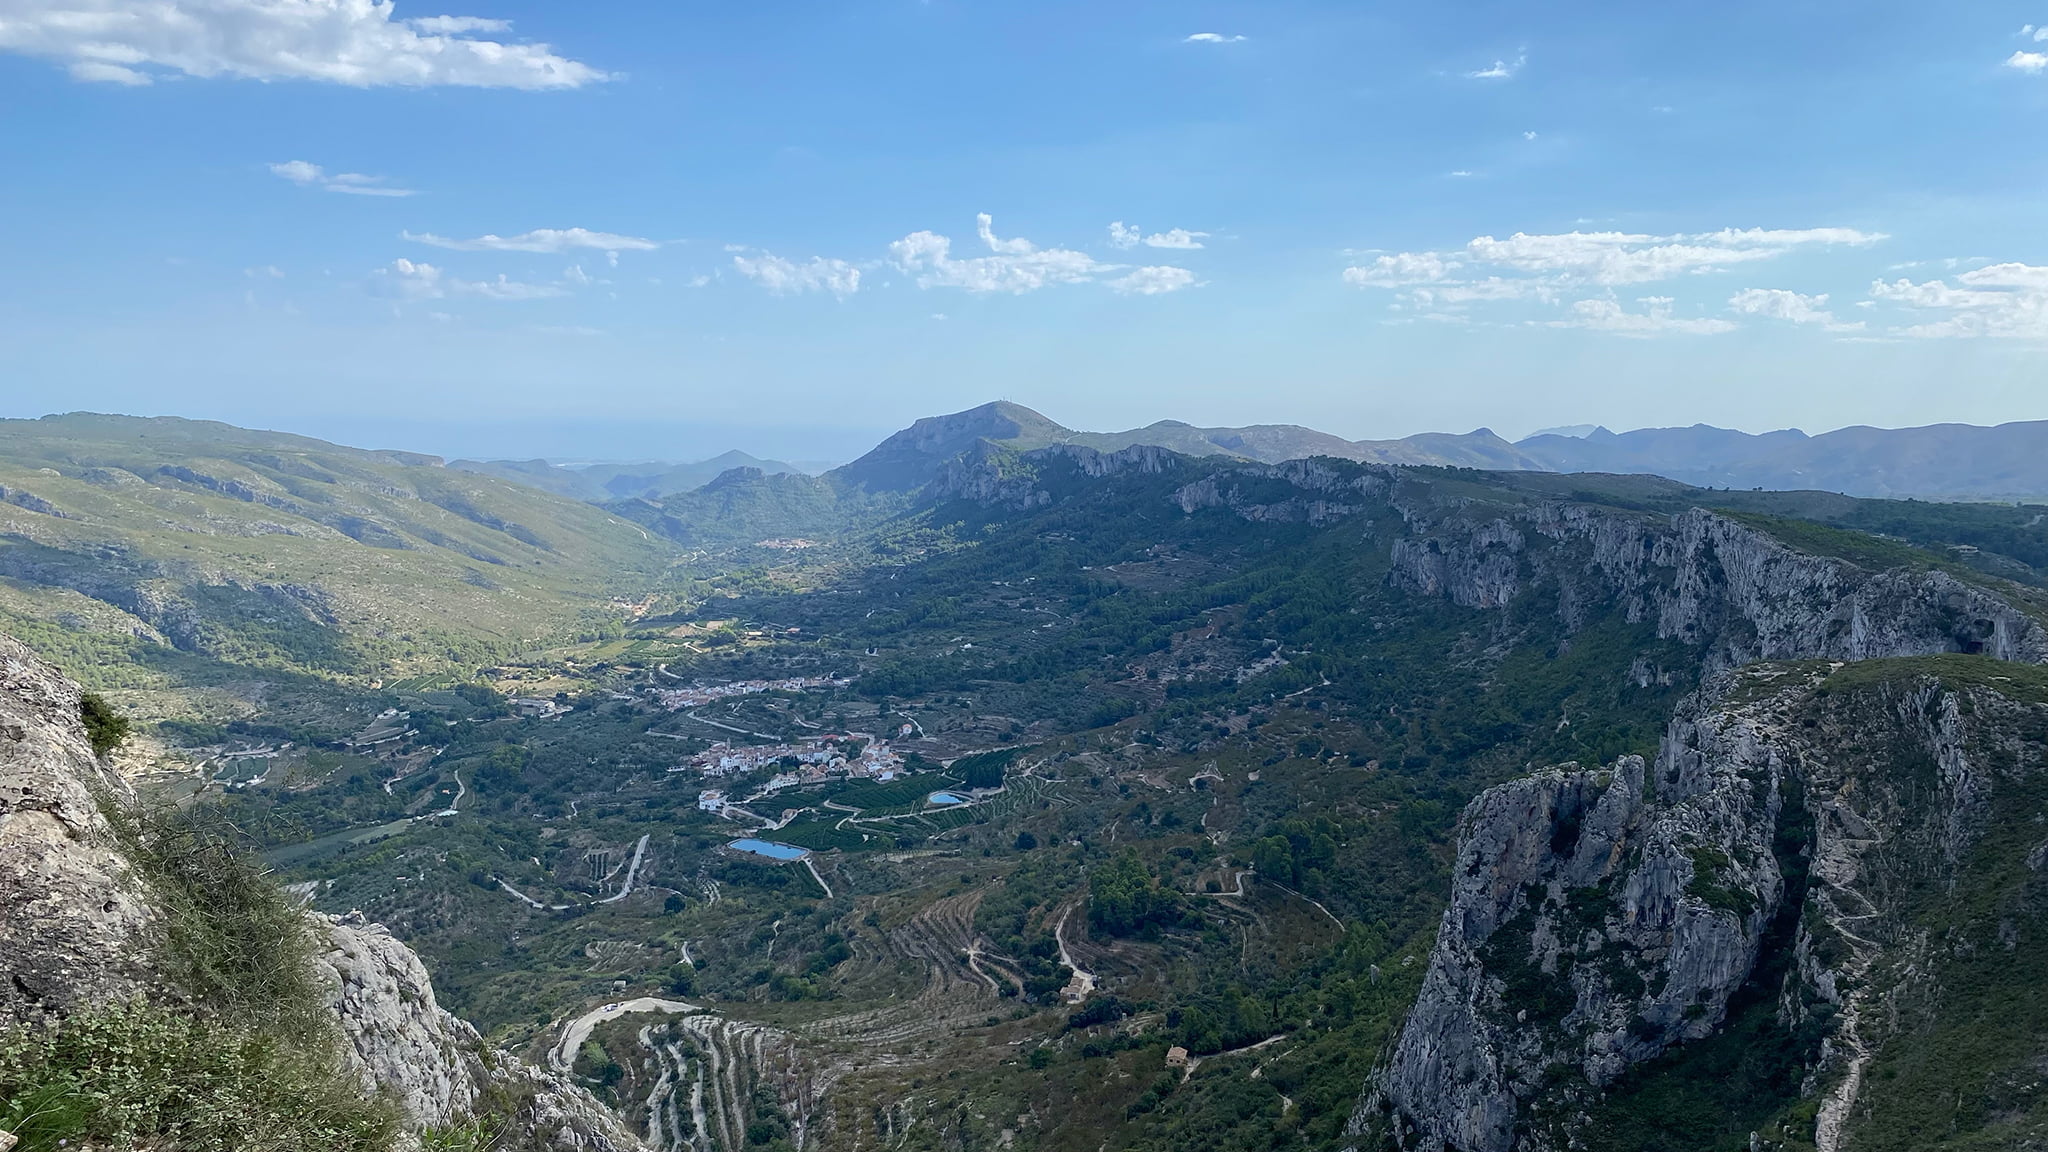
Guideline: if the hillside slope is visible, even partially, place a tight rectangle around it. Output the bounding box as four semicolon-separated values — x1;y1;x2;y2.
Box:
0;413;678;715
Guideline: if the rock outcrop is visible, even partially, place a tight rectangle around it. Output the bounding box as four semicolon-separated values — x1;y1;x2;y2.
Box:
0;633;160;1024
1386;504;2048;669
316;911;647;1150
1358;660;2048;1152
0;634;645;1150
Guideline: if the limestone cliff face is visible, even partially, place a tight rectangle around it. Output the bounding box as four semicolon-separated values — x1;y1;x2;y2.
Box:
316;911;647;1150
927;441;1186;512
1386;504;2048;669
944;449;2046;672
0;635;644;1150
0;633;161;1024
1360;662;2048;1152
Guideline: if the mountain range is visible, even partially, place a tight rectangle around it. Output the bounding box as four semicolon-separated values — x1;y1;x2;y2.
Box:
449;451;809;503
830;402;2048;501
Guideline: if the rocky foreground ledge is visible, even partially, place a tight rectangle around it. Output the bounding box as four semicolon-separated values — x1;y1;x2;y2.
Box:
0;630;645;1150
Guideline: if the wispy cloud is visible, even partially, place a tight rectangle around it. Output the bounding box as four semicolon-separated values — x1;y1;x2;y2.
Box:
731;252;862;298
403;228;659;254
889;214;1196;295
1349;227;1885;289
1728;287;1861;330
1184;33;1246;44
1466;52;1525;80
1108;266;1201;295
0;0;607;88
1346;226;1885;333
371;258;565;301
1548;296;1736;335
1869;263;2048;338
1107;222;1209;250
271;160;416;197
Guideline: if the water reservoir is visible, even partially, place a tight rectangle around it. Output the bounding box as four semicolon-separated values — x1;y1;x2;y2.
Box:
728;838;809;860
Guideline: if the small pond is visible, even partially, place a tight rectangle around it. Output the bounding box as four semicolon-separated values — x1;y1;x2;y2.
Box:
927;791;969;806
728;838;809;860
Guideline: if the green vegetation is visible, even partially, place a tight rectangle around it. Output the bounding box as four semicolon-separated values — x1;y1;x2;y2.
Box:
0;800;399;1151
1088;849;1188;937
0;1002;399;1152
78;691;129;757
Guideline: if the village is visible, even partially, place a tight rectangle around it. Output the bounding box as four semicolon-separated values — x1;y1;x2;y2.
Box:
683;726;915;814
651;674;850;710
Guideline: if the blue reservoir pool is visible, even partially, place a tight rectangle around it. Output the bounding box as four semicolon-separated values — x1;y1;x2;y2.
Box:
729;838;809;860
927;791;969;806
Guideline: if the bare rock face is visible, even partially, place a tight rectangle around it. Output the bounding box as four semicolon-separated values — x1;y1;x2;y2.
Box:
1172;457;1390;524
1388;505;2048;669
315;911;647;1150
0;633;160;1024
929;441;1188;512
315;911;483;1126
1366;693;1793;1152
1359;662;2048;1152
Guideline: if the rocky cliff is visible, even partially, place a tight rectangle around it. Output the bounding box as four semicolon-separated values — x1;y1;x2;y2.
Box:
0;631;645;1150
0;633;162;1023
316;911;647;1149
1357;658;2048;1152
1383;503;2048;669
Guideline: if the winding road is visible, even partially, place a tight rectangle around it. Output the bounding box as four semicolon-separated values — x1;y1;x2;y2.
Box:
550;997;704;1071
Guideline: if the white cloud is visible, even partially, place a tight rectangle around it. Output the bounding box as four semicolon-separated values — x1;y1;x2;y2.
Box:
1346;225;1885;331
1456;226;1884;285
1467;53;1524;80
0;0;606;88
891;214;1106;293
1107;221;1208;250
1522;130;1539;140
1342;251;1457;287
731;252;862;298
371;258;566;301
1414;277;1555;305
1869;263;2048;338
1184;33;1246;44
1549;297;1737;335
403;228;659;254
1727;287;1859;330
270;159;416;197
2006;49;2048;72
70;60;148;83
407;15;508;34
1107;266;1199;295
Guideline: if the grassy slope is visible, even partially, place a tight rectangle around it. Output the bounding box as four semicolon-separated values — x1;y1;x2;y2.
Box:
0;413;679;712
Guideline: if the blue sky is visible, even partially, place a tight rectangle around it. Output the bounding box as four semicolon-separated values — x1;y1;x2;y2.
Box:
2;0;2045;461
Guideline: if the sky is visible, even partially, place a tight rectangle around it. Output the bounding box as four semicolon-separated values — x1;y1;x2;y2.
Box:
2;0;2046;462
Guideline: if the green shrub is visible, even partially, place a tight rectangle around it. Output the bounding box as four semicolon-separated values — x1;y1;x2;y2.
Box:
78;692;130;757
0;1001;399;1152
0;799;400;1150
100;800;327;1031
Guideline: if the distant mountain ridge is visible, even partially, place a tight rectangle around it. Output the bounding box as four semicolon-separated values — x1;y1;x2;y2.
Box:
822;402;2048;502
1514;421;2048;500
450;451;808;502
825;401;1543;494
